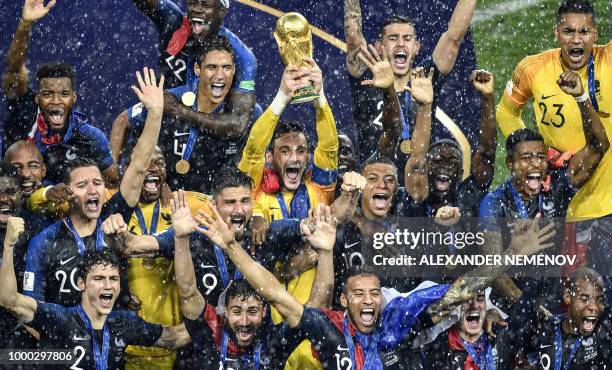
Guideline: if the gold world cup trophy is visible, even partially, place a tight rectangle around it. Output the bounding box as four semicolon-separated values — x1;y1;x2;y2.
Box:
274;12;319;104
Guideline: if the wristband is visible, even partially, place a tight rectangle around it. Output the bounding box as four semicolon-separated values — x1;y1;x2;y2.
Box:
270;89;292;116
575;91;589;103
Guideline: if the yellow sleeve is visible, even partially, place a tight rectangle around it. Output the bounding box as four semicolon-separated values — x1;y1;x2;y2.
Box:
496;94;527;138
186;191;213;217
313;103;338;171
26;186;60;216
238;107;280;188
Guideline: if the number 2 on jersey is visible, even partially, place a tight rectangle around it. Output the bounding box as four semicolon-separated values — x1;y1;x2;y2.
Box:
539;102;565;128
165;55;186;82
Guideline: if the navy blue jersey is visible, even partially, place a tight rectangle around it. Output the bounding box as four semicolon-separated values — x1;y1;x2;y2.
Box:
2;89;114;185
290;285;449;369
28;302;162;370
349;58;446;176
127;84;262;194
183;303;299;369
146;0;257;91
23;192;133;306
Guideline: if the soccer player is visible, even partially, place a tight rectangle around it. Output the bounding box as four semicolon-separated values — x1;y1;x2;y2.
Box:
496;0;611;221
197;198;555;370
498;268;612;369
172;192;335;369
344;0;476;176
130;0;257;143
403;69;498;218
111;35;262;194
22;67;165;307
2;0;119;185
4;141;46;199
0;221;190;370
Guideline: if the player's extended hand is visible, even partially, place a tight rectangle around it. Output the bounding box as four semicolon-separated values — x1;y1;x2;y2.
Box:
557;71;584;97
131;67;165;112
301;205;337;252
194;206;237;250
402;67;434;106
340;171;367;193
280;66;312;97
470;69;494;96
170;190;196;239
484;308;508;339
4;217;25;248
304;57;324;94
434;206;462;227
22;0;56;22
508;214;556;256
45;183;74;206
250;215;269;251
101;214;129;255
359;44;394;90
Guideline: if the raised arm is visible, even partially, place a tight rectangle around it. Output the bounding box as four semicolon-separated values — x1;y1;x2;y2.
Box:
309;58;338;172
470;70;498;187
164;91;257;140
101;214;163;257
432;0;477;75
0;217;37;323
357;45;402;159
344;0;368;78
119;67;164;207
2;0;56;97
557;71;610;187
331;171;367;224
171;190;206;320
403;68;434;202
196;207;305;328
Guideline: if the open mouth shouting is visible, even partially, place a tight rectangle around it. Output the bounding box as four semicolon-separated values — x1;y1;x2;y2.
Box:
567;47;585;66
525;171;543;193
46;107;66;130
358;307;377;329
464;311;482;332
210;81;226;99
234;325;255;345
84;196;101;214
190;17;210;36
99;292;115;310
435;174;452;192
21;180;36;196
393;50;408;69
0;203;15;224
283;163;303;188
142;173;161;197
371;192;390;212
230;214;246;231
581;315;598;333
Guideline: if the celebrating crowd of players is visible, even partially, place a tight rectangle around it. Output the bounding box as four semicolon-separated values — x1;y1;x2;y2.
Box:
0;0;610;369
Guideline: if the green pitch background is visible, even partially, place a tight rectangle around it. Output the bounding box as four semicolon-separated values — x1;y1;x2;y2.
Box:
472;0;611;186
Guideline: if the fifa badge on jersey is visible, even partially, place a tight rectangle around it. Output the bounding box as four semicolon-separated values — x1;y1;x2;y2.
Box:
505;80;514;96
23;272;35;291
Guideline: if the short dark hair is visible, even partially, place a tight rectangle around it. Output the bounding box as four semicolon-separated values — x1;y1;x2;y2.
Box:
63;157;100;184
379;15;416;38
193;35;235;66
568;268;605;294
76;249;121;283
360;155;397;175
0;162;19;179
36;62;76;90
270;120;308;150
342;265;380;293
505;128;544;158
212;170;253;197
428;139;462;158
557;0;595;24
224;279;265;307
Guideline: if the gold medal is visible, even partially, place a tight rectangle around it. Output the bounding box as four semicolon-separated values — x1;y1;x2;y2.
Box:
400;139;412;154
142;257;156;270
181;91;196;107
175;159;190;174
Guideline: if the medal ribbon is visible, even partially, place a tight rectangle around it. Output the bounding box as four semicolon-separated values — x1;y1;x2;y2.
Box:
587;55;599;112
459;335;495;370
398;92;411;140
507;181;542;219
275;183;310;220
214;245;242;288
65;217;106;256
554;324;581;370
343;313;380;370
75;305;110;370
219;328;262;370
134;201;160;235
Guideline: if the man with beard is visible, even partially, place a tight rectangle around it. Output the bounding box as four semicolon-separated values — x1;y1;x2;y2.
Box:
0;232;190;370
111;35;262;194
496;0;611;224
171;192;336;369
0;164;49;359
238;59;337;369
2;1;118;185
498;268;612;369
403;69;497;219
130;0;257;146
22;67;165;307
344;0;477;180
334;131;358;199
197;197;556;370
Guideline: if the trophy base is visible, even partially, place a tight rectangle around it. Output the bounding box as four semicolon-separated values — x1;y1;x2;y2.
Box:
290;85;319;104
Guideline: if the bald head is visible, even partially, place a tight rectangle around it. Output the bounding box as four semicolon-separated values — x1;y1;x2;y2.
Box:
4;141;46;196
